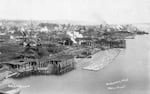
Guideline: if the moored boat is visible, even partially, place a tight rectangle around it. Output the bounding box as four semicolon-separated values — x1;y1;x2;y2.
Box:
0;82;21;94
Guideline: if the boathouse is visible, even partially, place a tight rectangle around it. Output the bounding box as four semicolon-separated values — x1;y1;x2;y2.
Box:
2;59;37;73
48;55;75;75
36;57;55;74
95;39;126;49
1;54;76;77
76;37;95;47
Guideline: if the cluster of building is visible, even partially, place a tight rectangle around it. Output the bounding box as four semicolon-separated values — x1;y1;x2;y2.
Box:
0;20;148;78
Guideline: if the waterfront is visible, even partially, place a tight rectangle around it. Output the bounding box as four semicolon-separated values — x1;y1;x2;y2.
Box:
9;28;149;94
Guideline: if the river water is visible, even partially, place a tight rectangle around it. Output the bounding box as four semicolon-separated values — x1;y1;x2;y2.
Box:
9;26;150;94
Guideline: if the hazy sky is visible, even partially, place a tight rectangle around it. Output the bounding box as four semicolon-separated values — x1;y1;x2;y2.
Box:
0;0;150;24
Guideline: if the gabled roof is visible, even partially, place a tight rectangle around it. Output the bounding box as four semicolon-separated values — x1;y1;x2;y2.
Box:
2;58;36;65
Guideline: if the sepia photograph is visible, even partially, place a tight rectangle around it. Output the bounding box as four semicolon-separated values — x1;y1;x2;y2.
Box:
0;0;149;94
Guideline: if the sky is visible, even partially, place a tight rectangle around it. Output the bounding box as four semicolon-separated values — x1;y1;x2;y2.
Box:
0;0;150;24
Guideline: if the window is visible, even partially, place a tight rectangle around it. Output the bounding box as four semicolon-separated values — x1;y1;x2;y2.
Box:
55;61;57;65
32;61;37;66
51;61;53;64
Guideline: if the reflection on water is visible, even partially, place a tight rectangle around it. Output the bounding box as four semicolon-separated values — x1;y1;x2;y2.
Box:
107;85;126;90
106;78;128;86
9;30;150;94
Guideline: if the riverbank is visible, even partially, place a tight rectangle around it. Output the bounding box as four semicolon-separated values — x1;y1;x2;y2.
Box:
7;34;150;94
75;48;122;70
82;48;121;71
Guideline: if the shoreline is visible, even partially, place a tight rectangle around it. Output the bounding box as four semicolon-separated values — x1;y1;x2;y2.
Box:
81;48;121;71
0;46;125;79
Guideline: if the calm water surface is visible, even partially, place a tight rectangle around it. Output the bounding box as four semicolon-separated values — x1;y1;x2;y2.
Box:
9;26;150;94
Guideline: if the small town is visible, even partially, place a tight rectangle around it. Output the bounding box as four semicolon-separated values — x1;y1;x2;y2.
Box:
0;20;148;94
0;0;150;93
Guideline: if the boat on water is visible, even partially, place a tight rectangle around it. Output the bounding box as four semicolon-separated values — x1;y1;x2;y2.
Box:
0;70;23;94
0;82;21;94
0;70;18;81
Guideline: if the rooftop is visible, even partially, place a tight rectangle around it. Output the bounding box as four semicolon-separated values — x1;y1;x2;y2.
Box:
51;55;74;61
2;58;36;65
